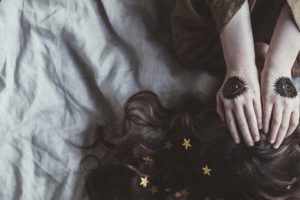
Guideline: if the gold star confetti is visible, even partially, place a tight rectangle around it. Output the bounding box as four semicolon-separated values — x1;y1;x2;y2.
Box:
182;138;192;150
174;191;182;198
180;189;189;196
143;156;154;165
149;185;159;194
140;176;149;188
202;165;212;176
164;142;173;151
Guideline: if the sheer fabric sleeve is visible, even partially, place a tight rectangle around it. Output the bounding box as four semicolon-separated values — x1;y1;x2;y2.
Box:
287;0;300;31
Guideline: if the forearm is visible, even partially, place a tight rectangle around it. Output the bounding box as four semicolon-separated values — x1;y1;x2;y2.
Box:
264;3;300;73
220;0;256;71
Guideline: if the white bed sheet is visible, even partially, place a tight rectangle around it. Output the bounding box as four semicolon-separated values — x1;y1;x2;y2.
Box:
2;0;287;199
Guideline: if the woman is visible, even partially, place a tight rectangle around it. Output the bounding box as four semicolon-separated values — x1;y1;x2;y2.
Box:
85;91;300;200
172;0;300;149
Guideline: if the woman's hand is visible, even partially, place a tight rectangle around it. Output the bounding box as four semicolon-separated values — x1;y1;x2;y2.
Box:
217;68;262;146
261;3;300;148
260;69;299;148
217;0;262;146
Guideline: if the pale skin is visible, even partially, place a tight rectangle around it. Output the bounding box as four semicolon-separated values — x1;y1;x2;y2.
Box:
216;1;300;148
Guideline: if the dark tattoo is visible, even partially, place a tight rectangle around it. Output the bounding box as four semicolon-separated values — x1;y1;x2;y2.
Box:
222;76;248;99
274;77;297;98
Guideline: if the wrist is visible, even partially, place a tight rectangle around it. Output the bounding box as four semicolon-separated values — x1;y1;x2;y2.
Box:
263;59;293;76
264;49;299;73
226;63;257;74
261;67;292;79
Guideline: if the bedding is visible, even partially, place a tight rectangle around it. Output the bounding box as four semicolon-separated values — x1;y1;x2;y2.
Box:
0;0;218;199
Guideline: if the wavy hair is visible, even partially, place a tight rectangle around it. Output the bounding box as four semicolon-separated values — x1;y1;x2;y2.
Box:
85;91;300;200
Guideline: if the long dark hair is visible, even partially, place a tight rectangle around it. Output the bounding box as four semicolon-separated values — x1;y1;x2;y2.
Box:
85;91;300;200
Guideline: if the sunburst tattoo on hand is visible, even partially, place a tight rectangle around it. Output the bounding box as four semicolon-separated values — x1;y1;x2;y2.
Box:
222;76;248;99
274;77;297;98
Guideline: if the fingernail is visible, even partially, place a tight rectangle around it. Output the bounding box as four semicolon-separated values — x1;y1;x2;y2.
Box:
259;123;263;130
273;144;279;149
235;139;240;144
249;142;254;147
254;135;260;142
269;138;275;144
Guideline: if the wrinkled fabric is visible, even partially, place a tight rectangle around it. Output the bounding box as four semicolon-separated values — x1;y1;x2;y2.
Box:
171;0;225;73
189;0;300;32
287;0;300;31
0;0;219;199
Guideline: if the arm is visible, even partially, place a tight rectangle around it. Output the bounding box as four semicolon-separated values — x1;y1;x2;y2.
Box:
217;0;262;146
261;2;300;148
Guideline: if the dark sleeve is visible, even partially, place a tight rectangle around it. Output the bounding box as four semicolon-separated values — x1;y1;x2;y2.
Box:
287;0;300;31
187;0;247;32
205;0;246;32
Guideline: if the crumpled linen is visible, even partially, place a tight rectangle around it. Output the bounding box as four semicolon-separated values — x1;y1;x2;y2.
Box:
0;0;218;199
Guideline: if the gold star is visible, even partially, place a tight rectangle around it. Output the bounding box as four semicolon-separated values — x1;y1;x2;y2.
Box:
143;156;154;165
149;185;159;194
174;191;182;198
164;142;173;151
140;176;149;188
180;189;189;196
202;165;212;176
182;138;192;150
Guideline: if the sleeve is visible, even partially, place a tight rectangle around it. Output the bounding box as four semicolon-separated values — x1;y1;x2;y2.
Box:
286;0;300;31
205;0;246;32
188;0;260;33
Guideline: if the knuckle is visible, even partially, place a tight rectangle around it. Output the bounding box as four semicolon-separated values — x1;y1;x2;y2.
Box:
273;118;281;125
283;101;290;107
257;117;263;122
227;119;235;126
223;100;232;107
233;97;244;104
239;123;248;130
291;119;299;127
262;96;272;103
280;123;288;130
263;107;271;115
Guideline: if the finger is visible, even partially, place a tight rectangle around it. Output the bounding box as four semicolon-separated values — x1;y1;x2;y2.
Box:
234;105;254;146
273;111;291;149
263;102;273;133
253;99;263;130
225;110;240;144
216;95;225;122
286;111;299;137
269;105;283;144
244;103;260;142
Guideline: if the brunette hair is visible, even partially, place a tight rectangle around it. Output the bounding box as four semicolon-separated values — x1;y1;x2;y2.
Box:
85;91;300;200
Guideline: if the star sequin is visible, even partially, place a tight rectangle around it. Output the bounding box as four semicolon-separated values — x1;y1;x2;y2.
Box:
149;185;159;194
143;156;154;165
182;138;192;150
164;142;173;151
140;176;149;188
174;191;182;198
180;189;189;196
202;165;212;176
